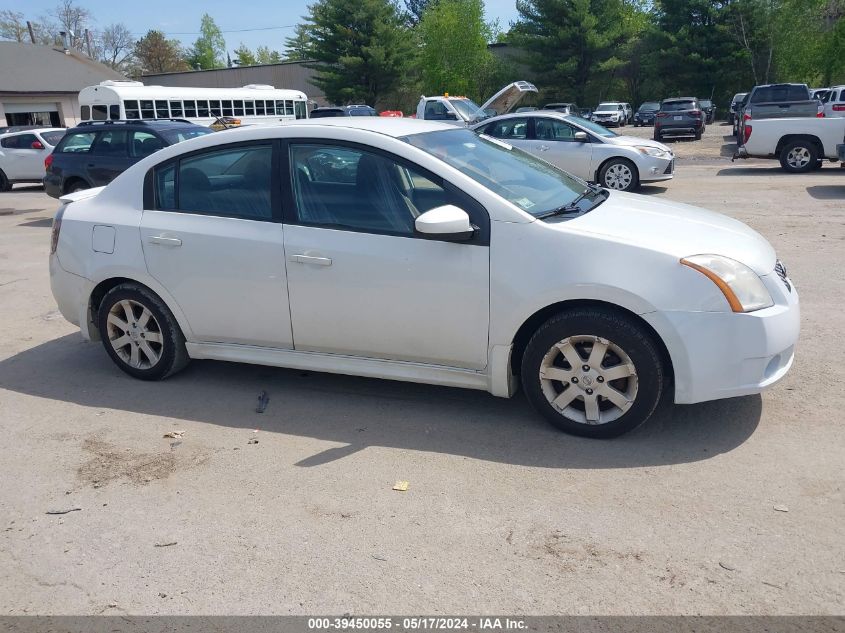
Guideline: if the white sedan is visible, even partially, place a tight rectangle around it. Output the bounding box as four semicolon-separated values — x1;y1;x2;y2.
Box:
472;112;674;192
0;127;65;191
49;118;799;438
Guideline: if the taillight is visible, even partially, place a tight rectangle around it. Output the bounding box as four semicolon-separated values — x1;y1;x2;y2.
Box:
833;105;845;112
50;207;65;254
743;111;752;121
691;109;702;117
657;112;668;118
743;124;752;144
44;153;54;170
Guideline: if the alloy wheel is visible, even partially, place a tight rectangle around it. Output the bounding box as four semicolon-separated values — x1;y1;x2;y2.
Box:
786;147;811;170
538;335;638;425
106;299;164;369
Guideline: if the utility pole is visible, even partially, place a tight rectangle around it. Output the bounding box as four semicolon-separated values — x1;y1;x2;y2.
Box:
84;29;92;57
26;21;36;44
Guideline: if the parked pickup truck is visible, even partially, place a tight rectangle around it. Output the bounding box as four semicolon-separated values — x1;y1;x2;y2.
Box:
416;81;537;125
734;117;845;172
737;83;824;143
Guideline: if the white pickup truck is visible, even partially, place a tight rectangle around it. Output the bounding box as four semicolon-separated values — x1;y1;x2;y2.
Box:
734;116;845;172
416;81;537;125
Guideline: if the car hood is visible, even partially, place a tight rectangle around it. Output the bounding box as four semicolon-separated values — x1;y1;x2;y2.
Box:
606;135;673;154
560;191;776;275
479;81;538;117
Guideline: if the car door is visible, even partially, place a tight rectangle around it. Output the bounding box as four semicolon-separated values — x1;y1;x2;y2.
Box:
0;133;43;179
87;129;133;186
282;142;490;370
526;117;593;179
139;141;293;348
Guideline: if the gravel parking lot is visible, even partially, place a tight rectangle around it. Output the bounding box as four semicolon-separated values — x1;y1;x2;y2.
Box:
1;123;843;616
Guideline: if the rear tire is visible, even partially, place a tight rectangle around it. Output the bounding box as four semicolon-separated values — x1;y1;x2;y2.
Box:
779;141;818;173
66;179;89;194
520;308;664;438
97;283;189;380
0;170;11;192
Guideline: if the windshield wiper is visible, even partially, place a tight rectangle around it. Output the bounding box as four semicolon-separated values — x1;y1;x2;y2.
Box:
536;184;605;219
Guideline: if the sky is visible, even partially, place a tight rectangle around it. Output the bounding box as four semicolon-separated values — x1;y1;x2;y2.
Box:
7;0;522;54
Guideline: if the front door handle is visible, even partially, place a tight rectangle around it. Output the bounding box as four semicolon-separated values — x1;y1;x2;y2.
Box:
290;254;332;266
149;235;182;247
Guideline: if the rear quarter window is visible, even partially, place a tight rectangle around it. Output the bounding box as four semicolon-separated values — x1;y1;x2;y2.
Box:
57;132;97;153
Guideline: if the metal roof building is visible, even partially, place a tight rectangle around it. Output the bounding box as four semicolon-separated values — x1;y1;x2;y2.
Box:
0;41;126;127
142;61;327;106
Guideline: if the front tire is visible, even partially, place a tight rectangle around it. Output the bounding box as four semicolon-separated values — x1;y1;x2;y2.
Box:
520;308;664;438
779;141;818;173
0;170;11;192
97;283;189;380
599;158;639;192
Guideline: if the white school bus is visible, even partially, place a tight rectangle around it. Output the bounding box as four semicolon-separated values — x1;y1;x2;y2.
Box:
78;81;309;127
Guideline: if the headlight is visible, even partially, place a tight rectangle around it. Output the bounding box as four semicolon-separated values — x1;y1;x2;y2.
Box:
635;145;671;158
681;254;774;312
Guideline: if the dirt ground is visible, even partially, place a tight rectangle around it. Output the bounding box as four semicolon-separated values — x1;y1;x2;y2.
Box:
1;125;844;616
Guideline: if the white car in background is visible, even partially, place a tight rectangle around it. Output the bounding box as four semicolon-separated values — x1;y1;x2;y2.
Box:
0;127;65;191
50;118;798;438
591;102;627;127
822;85;845;117
473;111;674;192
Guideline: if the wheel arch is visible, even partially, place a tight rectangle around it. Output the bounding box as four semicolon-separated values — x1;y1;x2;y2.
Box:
63;176;91;194
775;134;824;158
85;275;193;343
508;299;674;387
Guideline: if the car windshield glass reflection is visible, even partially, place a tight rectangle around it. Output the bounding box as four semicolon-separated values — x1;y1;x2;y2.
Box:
403;129;603;219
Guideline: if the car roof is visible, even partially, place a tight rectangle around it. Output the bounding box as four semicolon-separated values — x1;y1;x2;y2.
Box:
283;117;457;137
471;110;573;127
662;97;697;102
68;120;204;132
0;127;65;137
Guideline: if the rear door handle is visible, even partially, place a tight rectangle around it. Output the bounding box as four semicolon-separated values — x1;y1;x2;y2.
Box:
290;254;332;266
149;235;182;247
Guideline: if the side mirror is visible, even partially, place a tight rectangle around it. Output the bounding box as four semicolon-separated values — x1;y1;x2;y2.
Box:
574;131;588;142
31;141;44;150
414;205;474;241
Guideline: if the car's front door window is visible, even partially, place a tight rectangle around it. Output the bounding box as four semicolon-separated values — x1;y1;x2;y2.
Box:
289;144;469;237
534;118;577;142
482;117;529;140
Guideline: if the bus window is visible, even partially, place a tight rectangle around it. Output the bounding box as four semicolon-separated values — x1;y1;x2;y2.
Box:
124;100;140;119
170;101;183;117
92;105;108;120
295;100;307;119
184;101;197;118
285;101;294;116
81;105;90;120
276;101;285;116
233;100;244;116
256;100;265;115
266;100;276;115
140;100;154;119
155;100;169;118
222;100;233;116
245;101;255;116
209;100;221;117
197;100;209;117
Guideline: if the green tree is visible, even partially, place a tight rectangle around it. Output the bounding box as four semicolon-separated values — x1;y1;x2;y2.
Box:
417;0;498;101
297;0;413;106
134;30;188;74
510;0;631;104
256;45;283;64
404;0;434;24
188;14;226;69
234;43;256;66
284;24;312;60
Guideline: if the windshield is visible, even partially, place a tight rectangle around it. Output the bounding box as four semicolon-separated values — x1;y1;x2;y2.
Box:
450;98;485;121
566;116;616;138
700;100;713;107
403;129;601;218
638;102;659;111
160;127;214;144
597;103;621;111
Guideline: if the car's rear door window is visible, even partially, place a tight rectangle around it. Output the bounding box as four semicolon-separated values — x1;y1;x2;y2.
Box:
92;130;129;156
156;144;273;221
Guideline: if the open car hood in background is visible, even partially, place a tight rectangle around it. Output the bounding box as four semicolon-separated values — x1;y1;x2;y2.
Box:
479;81;538;117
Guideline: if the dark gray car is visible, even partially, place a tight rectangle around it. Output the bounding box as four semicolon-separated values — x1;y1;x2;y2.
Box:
654;98;705;141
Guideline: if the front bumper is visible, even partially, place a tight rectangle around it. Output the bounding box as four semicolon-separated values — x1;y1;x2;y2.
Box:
637;156;675;182
594;117;621;126
643;272;799;404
